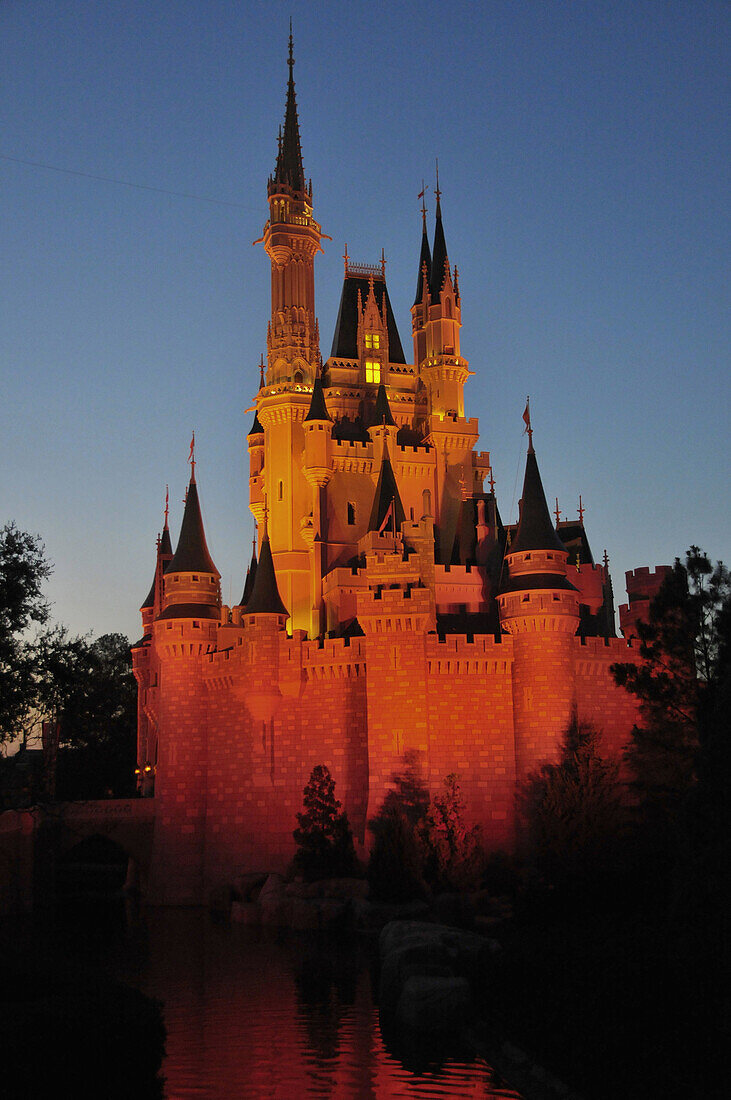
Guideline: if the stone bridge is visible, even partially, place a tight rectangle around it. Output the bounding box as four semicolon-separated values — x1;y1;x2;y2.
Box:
0;798;156;913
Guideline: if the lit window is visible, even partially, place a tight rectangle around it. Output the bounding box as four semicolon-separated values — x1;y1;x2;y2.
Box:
365;334;380;349
365;360;381;384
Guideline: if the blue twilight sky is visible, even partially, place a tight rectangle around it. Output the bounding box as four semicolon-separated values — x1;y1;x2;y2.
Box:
1;0;728;644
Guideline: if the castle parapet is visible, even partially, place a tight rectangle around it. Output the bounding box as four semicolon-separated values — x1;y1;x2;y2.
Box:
619;564;673;637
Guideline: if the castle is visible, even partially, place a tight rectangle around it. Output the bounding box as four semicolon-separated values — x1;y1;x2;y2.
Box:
132;41;649;904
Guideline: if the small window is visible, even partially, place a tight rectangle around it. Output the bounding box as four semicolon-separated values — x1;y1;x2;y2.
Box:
347;502;356;526
192;575;199;581
278;480;283;501
365;360;381;384
293;369;303;383
365;333;380;349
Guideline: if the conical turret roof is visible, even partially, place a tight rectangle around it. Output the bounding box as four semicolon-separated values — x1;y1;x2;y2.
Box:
272;32;305;194
429;196;450;302
373;383;396;427
238;540;258;608
304;373;331;422
368;440;405;533
248;409;264;436
140;513;174;609
511;445;567;555
245;529;288;616
166;478;220;576
413;211;432;306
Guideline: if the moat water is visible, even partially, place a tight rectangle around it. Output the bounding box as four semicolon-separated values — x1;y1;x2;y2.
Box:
10;902;524;1099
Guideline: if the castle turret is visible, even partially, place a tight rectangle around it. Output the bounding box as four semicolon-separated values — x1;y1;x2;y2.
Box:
243;521;288;731
262;33;323;381
419;186;471;420
254;34;325;632
303;371;333;637
497;429;579;779
160;474;221;621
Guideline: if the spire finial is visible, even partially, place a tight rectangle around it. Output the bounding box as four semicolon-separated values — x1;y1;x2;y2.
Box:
381;247;386;278
578;494;585;524
554;497;561;525
522;397;533;452
343;243;349;276
189;431;196;483
288;18;294;72
434;159;442;208
164;484;169;529
259;353;265;390
418;180;428;224
488;466;496;494
603;548;609;569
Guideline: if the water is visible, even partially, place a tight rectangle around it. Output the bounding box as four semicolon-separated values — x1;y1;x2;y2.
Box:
9;905;523;1099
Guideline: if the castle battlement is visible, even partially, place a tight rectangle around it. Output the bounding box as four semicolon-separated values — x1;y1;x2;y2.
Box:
625;565;673;582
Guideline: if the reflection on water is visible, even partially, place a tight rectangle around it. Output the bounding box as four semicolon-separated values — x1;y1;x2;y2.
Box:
4;901;521;1099
112;909;522;1100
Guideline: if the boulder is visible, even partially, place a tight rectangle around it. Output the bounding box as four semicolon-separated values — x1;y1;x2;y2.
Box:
395;974;472;1032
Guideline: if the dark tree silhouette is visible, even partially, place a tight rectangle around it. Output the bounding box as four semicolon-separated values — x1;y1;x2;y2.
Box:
0;523;51;742
292;764;359;881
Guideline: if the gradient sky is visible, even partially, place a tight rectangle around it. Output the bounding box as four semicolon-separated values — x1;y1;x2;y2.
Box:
2;0;728;644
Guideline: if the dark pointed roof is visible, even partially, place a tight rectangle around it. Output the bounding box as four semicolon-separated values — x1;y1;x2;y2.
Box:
166;479;220;576
304;374;332;422
373;383;396;427
368;443;406;533
141;522;174;609
413;214;432;306
511;446;566;555
248;409;264;436
238;542;258;608
245;532;288;616
330;275;406;363
429;197;449;301
272;33;305;194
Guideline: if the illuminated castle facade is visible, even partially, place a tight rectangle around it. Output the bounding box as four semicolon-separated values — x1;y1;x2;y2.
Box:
132;44;641;904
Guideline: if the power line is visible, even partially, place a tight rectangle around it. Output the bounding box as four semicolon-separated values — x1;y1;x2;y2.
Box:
0;153;252;210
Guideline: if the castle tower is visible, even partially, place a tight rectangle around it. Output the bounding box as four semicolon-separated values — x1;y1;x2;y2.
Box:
497;430;580;779
417;188;471;420
253;35;326;632
148;469;221;903
302;371;333;637
135;499;174;795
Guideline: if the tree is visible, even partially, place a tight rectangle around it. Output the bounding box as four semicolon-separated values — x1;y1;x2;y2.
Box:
53;632;137;800
292;765;359;881
518;716;623;887
367;752;429;901
611;547;731;826
0;523;51;743
422;773;485;892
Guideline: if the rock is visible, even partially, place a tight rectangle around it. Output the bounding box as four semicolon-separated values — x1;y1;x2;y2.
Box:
320;877;369;899
395;974;472;1031
232;872;268;902
230;901;260;925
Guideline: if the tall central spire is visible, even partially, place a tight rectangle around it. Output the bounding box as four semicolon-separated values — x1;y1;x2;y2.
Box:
271;26;306;196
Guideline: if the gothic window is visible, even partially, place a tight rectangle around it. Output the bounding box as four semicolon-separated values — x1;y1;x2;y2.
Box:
347;502;356;525
365;360;381;384
293;369;303;383
365;334;380;349
278;480;283;501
